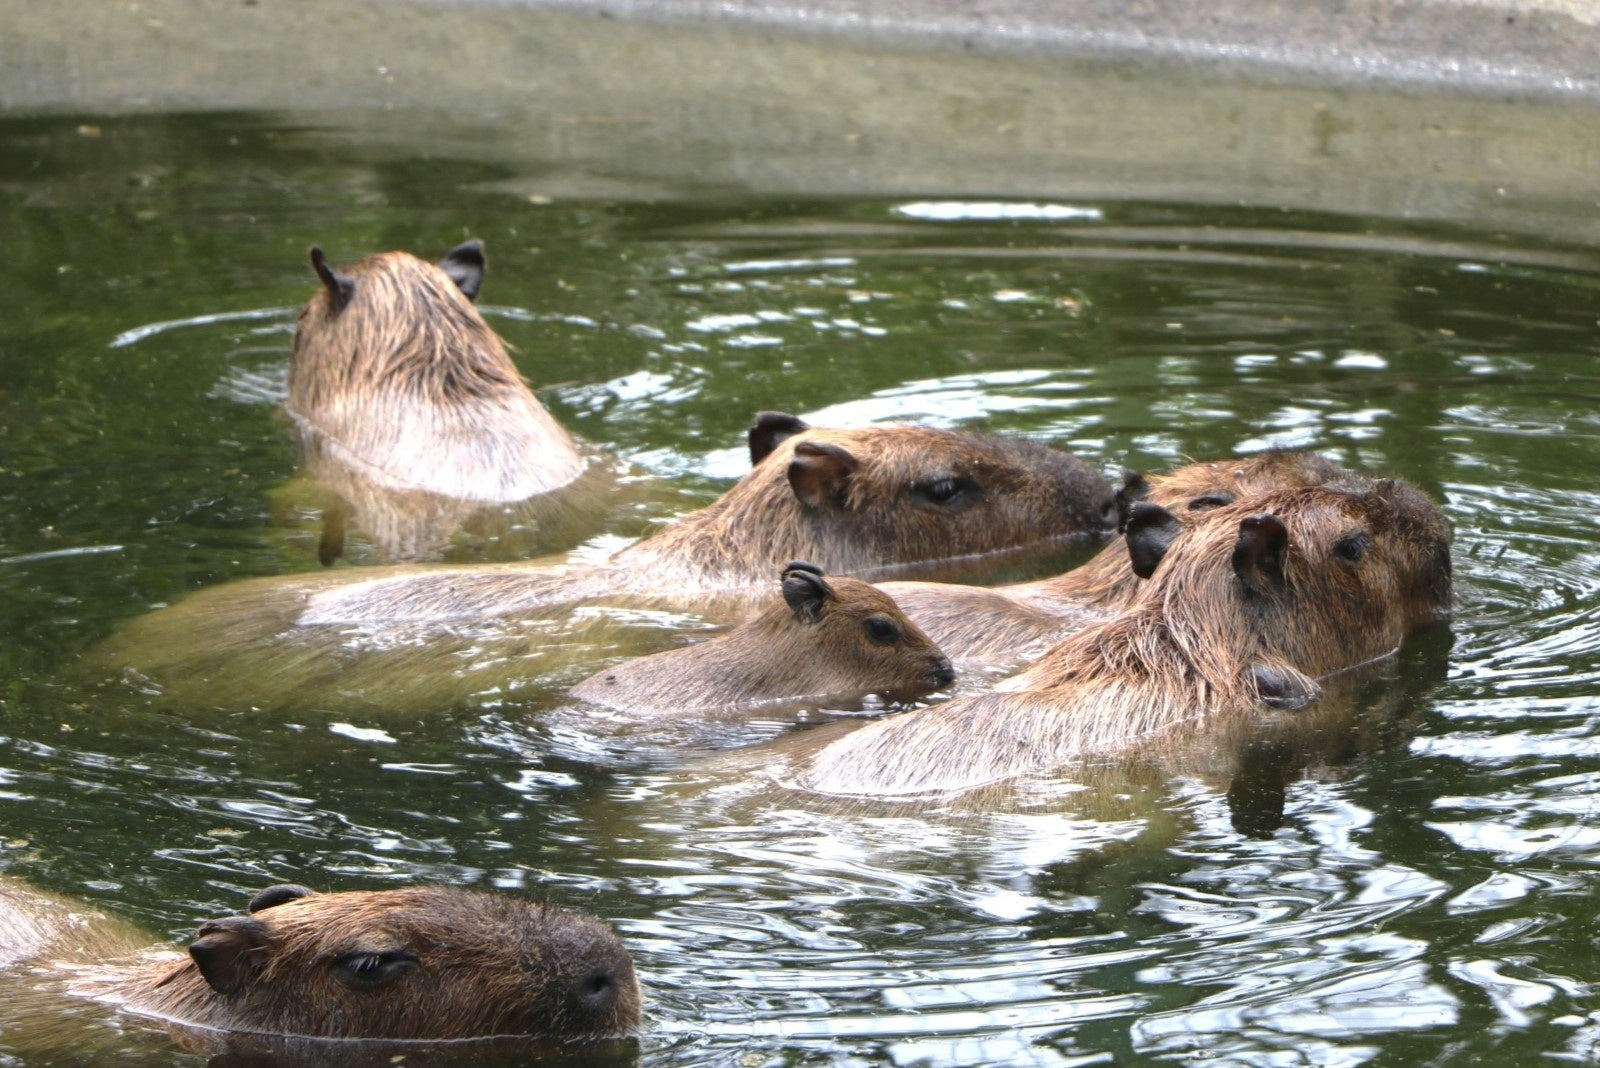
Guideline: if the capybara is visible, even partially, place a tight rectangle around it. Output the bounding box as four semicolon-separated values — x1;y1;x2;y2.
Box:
0;879;639;1052
875;450;1356;669
102;414;1111;712
288;240;600;563
290;414;1114;625
789;478;1452;799
571;561;954;715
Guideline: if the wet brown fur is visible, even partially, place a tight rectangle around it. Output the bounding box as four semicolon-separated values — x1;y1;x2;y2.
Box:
622;425;1114;588
288;244;594;561
878;450;1356;669
792;478;1452;799
2;880;639;1047
571;566;954;716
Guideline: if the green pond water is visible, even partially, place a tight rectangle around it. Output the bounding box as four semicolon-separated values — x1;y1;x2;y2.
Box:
3;111;1600;1065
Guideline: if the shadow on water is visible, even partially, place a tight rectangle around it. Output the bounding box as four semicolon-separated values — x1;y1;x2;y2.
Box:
2;110;1600;1064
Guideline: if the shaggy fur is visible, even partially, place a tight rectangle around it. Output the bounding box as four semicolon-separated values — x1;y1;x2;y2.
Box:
877;450;1357;668
793;478;1452;799
571;566;954;715
3;880;638;1047
288;243;593;561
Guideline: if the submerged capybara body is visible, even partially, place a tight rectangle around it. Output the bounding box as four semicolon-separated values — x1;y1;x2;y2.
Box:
103;415;1111;711
571;562;954;716
876;450;1356;669
791;478;1452;799
0;880;639;1052
288;240;600;563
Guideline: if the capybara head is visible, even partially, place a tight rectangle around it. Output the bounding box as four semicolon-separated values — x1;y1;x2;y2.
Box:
135;884;639;1042
286;240;592;565
1092;476;1453;688
290;240;518;410
571;561;954;713
1063;450;1360;609
1115;450;1354;524
775;561;955;702
641;414;1116;582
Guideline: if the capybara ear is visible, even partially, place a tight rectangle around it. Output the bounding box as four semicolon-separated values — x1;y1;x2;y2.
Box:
439;239;486;301
749;412;811;466
309;247;355;311
782;562;834;624
1113;470;1151;531
189;916;272;996
1125;501;1183;579
1249;662;1318;710
1232;513;1289;594
787;441;859;509
248;884;314;914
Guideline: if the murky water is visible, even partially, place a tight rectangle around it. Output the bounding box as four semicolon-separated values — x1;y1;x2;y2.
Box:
3;112;1600;1065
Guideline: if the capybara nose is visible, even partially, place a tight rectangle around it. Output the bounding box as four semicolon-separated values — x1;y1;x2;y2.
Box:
928;657;956;690
577;966;623;1015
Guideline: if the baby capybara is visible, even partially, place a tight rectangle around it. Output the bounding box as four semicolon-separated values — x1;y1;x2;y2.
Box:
877;450;1356;668
792;478;1452;798
289;240;594;563
0;880;639;1048
571;561;954;715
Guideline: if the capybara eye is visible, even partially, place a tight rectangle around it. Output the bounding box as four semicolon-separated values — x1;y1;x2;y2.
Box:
1188;493;1235;511
332;950;419;989
1333;532;1372;564
863;616;903;645
911;476;975;506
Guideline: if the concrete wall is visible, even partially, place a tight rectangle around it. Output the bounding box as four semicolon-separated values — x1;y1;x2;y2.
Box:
3;0;1599;245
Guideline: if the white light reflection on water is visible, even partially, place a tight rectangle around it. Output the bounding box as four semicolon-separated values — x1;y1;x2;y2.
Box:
894;201;1105;222
107;305;295;348
1126;791;1461;1061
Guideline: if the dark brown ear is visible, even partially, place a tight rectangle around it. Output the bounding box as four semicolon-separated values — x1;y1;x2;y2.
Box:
1233;513;1289;594
787;441;858;509
1114;470;1151;531
439;239;486;301
189;917;272;996
1125;502;1183;579
749;412;811;466
248;884;314;914
308;247;355;311
782;562;833;625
